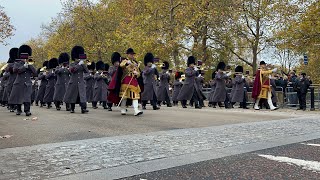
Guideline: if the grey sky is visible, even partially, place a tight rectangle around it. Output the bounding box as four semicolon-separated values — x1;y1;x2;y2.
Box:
0;0;62;62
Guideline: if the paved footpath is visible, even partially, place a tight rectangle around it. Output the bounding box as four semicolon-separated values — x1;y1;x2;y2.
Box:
1;115;320;179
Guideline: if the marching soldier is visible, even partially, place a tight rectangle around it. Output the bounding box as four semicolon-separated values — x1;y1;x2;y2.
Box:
157;61;172;107
63;46;89;113
172;71;183;106
252;61;278;111
141;53;159;110
107;52;121;111
0;65;9;107
84;61;96;108
177;56;201;109
195;70;206;108
53;53;71;111
3;48;19;112
36;61;48;107
208;74;216;107
92;61;108;109
8;45;37;116
43;58;58;109
108;48;143;116
230;66;249;109
31;77;39;105
212;62;231;108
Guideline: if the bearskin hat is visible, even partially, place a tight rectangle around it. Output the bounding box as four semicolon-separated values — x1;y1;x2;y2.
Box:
235;66;244;73
8;48;19;63
126;48;136;55
144;53;154;66
301;72;306;76
18;45;32;58
162;61;170;70
187;56;196;66
216;62;226;71
71;46;85;60
48;58;59;69
58;53;70;64
104;63;110;71
42;60;49;68
175;71;183;79
111;52;121;65
96;60;105;71
87;61;96;70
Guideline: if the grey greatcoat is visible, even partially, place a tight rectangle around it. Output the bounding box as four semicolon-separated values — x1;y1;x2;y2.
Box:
84;73;94;103
156;70;170;101
208;80;216;103
63;62;89;104
211;72;229;102
141;66;157;101
53;67;70;102
270;79;277;103
8;62;37;105
195;76;206;100
3;63;17;102
36;72;48;102
43;71;56;103
0;72;9;101
177;67;198;101
31;80;38;102
172;80;182;102
93;72;109;102
231;75;246;103
108;66;117;77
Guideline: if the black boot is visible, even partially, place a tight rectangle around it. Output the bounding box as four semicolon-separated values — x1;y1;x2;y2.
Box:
16;105;22;115
80;103;89;114
107;103;113;111
70;103;75;113
66;103;71;111
182;100;187;108
195;103;202;109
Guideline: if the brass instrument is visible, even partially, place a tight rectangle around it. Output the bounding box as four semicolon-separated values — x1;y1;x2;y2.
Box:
40;66;47;72
27;57;34;65
0;64;8;71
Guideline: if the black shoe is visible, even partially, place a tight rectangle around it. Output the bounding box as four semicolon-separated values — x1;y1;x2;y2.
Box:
66;108;71;111
70;109;75;113
108;108;112;111
153;106;160;110
243;107;249;109
35;103;39;106
104;106;108;109
93;106;98;109
302;108;306;111
10;109;15;112
167;104;172;107
56;107;61;111
25;112;32;116
81;109;89;114
16;111;22;115
195;105;202;109
142;106;146;110
182;105;187;108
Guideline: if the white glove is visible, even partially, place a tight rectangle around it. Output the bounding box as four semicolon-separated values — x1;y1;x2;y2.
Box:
78;60;84;65
127;60;132;64
166;71;170;74
226;72;232;76
24;63;28;68
198;74;201;77
151;64;156;69
272;68;277;73
43;72;47;76
100;72;104;75
194;67;198;71
242;75;245;79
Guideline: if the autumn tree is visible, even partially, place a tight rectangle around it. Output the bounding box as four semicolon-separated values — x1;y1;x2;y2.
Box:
0;6;15;45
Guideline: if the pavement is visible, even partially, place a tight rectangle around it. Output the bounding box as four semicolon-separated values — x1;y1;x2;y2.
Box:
0;105;320;179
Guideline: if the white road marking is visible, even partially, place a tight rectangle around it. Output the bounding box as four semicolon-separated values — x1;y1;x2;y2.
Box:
258;154;320;172
301;143;320;147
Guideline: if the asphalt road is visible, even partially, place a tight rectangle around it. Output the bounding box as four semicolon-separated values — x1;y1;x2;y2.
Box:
0;104;303;149
123;139;320;180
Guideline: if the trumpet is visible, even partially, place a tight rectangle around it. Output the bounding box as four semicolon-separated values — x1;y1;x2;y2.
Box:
0;63;8;71
27;58;34;65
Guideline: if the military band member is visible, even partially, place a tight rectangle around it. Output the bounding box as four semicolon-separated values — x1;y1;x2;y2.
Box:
107;52;121;111
108;48;143;116
63;46;89;114
230;66;248;109
4;48;19;112
53;53;71;111
31;77;39;105
195;70;206;108
141;53;159;110
177;56;201;109
43;58;58;109
8;45;37;116
212;62;231;108
84;61;96;108
157;61;172;107
92;61;108;109
208;74;216;107
0;71;6;106
172;71;183;106
36;61;48;107
270;75;278;108
252;61;278;110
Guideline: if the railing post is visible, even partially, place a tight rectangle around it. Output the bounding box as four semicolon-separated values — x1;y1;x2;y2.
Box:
310;87;315;111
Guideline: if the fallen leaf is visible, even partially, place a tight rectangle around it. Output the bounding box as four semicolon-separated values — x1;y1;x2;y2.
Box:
0;135;13;139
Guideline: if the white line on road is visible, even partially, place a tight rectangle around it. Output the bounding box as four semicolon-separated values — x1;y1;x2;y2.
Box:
258;154;320;172
301;143;320;147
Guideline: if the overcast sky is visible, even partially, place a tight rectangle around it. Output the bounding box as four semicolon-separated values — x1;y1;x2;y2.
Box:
0;0;62;62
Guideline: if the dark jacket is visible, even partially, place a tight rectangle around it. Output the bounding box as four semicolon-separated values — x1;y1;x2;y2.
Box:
53;67;70;102
43;70;56;103
141;66;157;101
157;70;171;101
84;72;95;103
36;72;48;102
177;67;198;101
211;72;229;102
93;72;109;102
